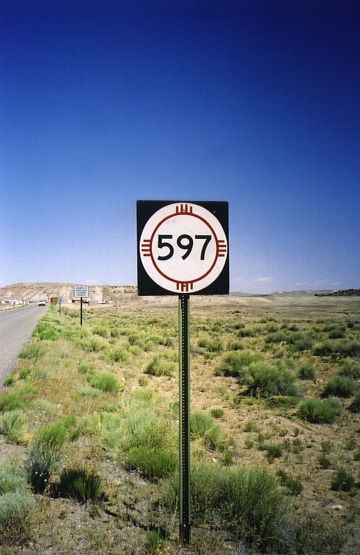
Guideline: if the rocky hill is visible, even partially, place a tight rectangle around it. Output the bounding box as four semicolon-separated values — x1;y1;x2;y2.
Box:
0;283;137;304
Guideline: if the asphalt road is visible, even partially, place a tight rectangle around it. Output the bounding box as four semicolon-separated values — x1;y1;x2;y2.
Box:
0;305;47;384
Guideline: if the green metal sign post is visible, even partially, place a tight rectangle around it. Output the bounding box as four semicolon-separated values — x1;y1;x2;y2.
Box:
179;294;191;545
80;297;83;326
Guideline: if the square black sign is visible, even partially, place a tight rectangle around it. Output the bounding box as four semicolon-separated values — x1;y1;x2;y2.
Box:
137;200;229;296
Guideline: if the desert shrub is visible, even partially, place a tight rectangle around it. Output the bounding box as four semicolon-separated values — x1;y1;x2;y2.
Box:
121;411;171;452
92;325;108;337
108;346;130;363
0;392;24;412
323;376;356;398
243;421;259;433
0;410;27;444
226;339;243;352
264;443;283;462
298;362;316;380
80;338;105;352
26;424;66;493
0;491;34;545
327;325;346;339
198;337;223;352
287;332;314;351
204;425;226;451
58;468;102;502
89;372;119;393
298;398;342;424
245;362;298;398
190;411;214;438
276;469;303;495
321;440;333;453
125;447;176;481
265;331;288;344
237;327;256;337
313;339;360;357
164;463;287;551
77;386;100;398
215;350;261;379
146;531;165;553
145;356;176;377
330;468;355;492
339;360;360;379
210;407;224;419
0;463;28;495
349;392;360;413
318;454;331;469
38;327;58;341
18;343;41;360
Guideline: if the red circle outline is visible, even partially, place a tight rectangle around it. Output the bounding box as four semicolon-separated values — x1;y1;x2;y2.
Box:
147;210;223;286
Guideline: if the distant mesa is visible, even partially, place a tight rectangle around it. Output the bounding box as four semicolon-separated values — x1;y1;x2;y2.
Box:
0;282;137;306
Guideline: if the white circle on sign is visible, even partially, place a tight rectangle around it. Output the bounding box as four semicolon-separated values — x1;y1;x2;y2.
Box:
139;202;228;293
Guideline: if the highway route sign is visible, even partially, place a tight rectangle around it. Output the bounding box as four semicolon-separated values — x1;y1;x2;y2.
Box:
137;201;229;295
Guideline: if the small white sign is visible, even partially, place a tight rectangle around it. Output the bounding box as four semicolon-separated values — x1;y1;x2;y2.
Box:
139;202;228;293
74;285;89;298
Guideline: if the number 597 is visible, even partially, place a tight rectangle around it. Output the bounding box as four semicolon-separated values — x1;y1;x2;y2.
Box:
157;234;212;261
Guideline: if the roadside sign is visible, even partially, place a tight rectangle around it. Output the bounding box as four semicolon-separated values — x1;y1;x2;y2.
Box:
137;201;229;295
137;200;230;546
74;285;89;298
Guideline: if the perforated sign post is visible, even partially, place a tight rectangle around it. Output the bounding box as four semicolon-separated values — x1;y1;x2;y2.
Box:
137;201;229;545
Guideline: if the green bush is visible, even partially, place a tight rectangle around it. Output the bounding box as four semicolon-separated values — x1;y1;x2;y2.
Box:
58;468;102;502
198;337;223;352
210;407;224;419
349;392;360;413
0;463;28;495
323;376;356;398
318;454;331;469
108;346;130;363
264;443;283;462
287;332;314;351
145;356;176;377
265;331;288;344
80;338;105;353
226;339;243;351
92;326;108;337
215;350;261;379
164;463;287;551
26;424;66;493
190;411;214;438
298;398;342;424
313;339;360;357
330;468;355;492
0;392;24;412
89;372;119;393
245;362;298;398
146;531;165;553
340;360;360;379
18;343;41;360
125;447;176;481
38;327;58;341
0;410;27;444
0;491;34;545
298;362;316;380
276;469;303;495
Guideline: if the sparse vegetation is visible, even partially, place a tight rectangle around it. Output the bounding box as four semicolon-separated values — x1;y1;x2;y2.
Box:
0;297;359;553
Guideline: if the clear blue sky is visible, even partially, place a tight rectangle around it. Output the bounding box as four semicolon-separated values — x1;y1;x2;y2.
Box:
1;0;359;293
